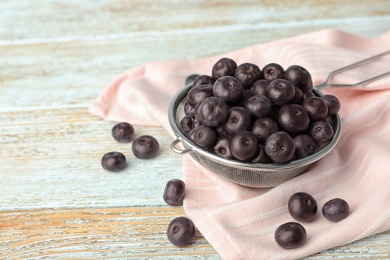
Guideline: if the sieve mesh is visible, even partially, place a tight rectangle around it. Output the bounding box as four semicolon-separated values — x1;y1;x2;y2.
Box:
188;151;312;187
169;85;342;188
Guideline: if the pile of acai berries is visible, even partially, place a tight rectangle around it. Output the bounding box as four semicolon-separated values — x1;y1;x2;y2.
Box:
179;58;340;164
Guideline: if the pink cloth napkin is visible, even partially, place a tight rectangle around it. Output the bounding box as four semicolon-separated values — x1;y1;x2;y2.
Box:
89;29;390;259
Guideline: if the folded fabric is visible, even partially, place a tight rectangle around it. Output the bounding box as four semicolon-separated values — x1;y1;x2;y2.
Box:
89;29;390;259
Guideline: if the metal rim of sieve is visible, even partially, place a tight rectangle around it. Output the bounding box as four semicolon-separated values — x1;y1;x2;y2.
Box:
167;83;342;187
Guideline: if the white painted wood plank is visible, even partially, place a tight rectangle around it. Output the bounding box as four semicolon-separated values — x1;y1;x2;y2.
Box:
0;0;388;41
0;108;183;210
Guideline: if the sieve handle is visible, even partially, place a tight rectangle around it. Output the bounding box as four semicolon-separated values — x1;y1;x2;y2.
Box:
170;138;193;154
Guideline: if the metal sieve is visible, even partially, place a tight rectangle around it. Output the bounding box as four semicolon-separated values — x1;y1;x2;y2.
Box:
168;50;390;188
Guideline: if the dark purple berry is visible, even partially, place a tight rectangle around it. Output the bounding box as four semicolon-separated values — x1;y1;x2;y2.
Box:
262;63;284;81
212;76;243;104
251;144;271;163
275;222;307;249
184;101;194;116
185;74;200;85
309;120;334;144
213;136;233;159
101;152;126;172
179;116;194;135
302;97;328;121
163;179;186;206
324;115;334;127
302;90;315;100
112;122;135;143
192;75;215;88
132;135;159;159
284;65;313;92
266;79;295;106
322;198;350;222
264;131;295;163
268;106;280;121
251;117;279;143
321;94;341;115
192;125;217;150
293;134;317;159
215;125;230;137
235;89;251;107
212;57;237;79
192;118;202;129
229;131;259;161
186;128;196;141
224;106;251;135
244;95;273;118
167;217;196;246
191;103;202;128
234;63;262;89
249;79;269;96
196;97;228;127
278;104;310;135
288;192;318;222
186;84;213;107
290;85;303;104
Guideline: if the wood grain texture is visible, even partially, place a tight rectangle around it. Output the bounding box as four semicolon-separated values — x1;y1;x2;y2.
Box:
1;0;390;258
0;0;389;41
1;207;389;259
0;107;183;210
0;207;218;259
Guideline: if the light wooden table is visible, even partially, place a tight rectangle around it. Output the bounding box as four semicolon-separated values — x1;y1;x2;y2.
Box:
1;1;390;259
